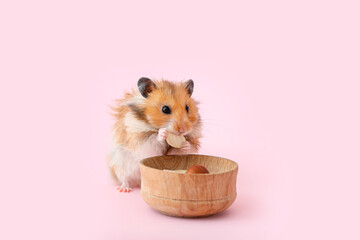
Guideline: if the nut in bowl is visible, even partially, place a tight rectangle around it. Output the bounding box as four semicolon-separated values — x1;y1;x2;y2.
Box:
139;154;238;218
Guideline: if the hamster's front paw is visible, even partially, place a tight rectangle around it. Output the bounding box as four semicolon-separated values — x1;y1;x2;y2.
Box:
157;128;168;142
180;141;191;152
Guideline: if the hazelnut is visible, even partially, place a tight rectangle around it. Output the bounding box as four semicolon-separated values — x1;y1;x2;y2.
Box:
185;164;209;174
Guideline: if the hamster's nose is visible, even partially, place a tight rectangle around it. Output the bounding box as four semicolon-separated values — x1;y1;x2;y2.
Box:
176;126;186;135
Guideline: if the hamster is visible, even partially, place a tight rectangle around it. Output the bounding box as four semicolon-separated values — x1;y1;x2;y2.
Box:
108;77;202;192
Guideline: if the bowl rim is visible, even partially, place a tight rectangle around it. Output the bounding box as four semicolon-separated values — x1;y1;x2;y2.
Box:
140;154;239;176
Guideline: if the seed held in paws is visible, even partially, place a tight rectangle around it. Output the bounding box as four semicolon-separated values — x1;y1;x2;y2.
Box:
166;132;186;148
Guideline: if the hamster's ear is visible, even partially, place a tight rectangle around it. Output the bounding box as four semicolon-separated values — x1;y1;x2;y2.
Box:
138;77;156;98
183;79;194;97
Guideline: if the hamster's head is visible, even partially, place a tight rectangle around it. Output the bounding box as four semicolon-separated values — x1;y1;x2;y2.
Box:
137;77;200;135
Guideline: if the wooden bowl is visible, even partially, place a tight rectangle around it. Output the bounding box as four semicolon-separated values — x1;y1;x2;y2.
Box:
140;154;238;217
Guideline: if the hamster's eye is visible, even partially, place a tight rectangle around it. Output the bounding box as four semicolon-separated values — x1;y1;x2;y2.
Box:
162;106;171;114
185;105;189;113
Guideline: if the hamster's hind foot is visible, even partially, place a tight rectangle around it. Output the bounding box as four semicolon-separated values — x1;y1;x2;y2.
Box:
116;185;132;193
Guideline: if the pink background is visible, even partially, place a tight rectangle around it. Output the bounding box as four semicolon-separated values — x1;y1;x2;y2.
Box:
1;0;359;239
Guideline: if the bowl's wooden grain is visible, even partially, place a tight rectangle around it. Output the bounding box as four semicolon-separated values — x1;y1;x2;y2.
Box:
140;154;238;217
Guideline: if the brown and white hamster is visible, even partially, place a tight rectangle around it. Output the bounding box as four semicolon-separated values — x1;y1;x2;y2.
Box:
108;77;202;192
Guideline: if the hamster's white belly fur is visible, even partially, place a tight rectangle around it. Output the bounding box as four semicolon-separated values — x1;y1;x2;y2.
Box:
108;134;167;188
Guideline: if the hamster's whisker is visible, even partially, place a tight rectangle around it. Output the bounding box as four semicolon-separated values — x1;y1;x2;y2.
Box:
198;121;231;130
